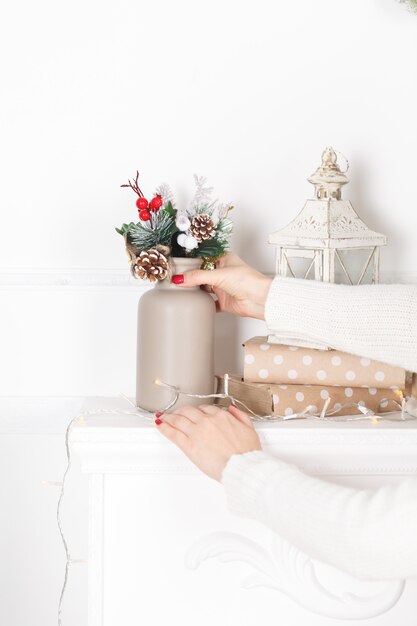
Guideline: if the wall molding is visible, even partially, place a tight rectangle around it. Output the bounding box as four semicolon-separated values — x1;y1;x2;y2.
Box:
0;268;416;290
0;268;142;290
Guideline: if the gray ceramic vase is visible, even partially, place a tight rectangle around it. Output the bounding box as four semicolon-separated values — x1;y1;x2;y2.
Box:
136;257;216;413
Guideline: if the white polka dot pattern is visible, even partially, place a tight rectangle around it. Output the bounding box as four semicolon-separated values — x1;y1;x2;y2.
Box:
243;337;406;389
258;369;269;379
224;374;406;419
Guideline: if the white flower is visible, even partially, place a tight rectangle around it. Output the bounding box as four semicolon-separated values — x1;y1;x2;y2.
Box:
177;233;188;247
176;213;191;231
184;235;199;251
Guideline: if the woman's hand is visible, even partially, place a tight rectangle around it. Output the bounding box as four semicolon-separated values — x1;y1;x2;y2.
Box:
155;403;262;481
172;252;273;321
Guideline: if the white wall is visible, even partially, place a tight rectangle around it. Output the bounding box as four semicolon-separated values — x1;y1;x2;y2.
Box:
1;0;417;272
1;0;417;397
0;5;416;625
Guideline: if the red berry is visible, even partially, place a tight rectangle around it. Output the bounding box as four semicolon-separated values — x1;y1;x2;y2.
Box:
149;195;163;211
139;209;151;221
136;197;148;210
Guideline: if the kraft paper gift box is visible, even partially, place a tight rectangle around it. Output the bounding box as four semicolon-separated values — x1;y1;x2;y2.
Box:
243;336;408;390
215;374;406;417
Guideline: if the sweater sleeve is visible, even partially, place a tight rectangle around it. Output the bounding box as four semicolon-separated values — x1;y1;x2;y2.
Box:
264;276;417;372
221;450;417;580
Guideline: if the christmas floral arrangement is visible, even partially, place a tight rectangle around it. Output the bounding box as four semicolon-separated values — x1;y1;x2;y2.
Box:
116;172;233;282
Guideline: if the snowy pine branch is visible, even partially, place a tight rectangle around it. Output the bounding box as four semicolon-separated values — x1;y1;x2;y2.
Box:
128;210;177;250
188;175;214;212
155;182;176;209
398;0;417;12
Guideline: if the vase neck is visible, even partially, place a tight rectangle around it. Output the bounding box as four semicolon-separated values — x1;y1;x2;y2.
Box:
155;257;203;290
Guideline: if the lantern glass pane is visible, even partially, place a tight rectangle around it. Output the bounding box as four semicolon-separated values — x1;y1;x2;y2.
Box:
335;248;376;285
280;251;319;280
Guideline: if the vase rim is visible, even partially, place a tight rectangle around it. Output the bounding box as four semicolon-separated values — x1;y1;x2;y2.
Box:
171;256;202;262
170;256;202;270
152;256;202;289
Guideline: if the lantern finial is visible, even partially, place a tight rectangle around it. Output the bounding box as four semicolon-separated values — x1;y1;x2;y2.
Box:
308;146;349;200
321;146;339;170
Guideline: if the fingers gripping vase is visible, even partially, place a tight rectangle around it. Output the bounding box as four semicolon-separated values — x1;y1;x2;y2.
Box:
136;257;216;413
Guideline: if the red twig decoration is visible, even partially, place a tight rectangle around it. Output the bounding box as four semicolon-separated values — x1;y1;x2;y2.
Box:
121;170;144;197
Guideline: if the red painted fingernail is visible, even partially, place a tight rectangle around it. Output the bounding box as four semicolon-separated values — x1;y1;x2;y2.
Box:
172;274;184;285
155;411;164;418
155;418;163;425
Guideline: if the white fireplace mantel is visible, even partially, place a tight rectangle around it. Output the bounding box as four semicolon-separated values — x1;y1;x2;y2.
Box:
66;398;417;626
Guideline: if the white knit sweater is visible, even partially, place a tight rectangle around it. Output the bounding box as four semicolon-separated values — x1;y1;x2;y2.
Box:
221;277;417;580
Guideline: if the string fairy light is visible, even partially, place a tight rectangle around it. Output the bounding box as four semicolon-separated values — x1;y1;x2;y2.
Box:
56;404;155;625
56;376;416;623
154;373;415;423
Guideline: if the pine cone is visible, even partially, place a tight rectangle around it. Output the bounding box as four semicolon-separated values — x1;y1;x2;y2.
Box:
190;213;215;241
134;249;169;282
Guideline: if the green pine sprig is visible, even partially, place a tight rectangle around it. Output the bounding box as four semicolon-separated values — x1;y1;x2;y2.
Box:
127;209;177;251
398;0;417;12
215;217;233;241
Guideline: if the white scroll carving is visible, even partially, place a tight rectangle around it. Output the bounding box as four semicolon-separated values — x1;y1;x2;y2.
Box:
185;532;405;620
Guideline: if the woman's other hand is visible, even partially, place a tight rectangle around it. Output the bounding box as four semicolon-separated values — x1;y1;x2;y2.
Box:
172;252;273;321
155;403;262;481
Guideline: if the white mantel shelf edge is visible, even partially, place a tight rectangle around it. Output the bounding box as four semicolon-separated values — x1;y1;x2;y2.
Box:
70;405;417;476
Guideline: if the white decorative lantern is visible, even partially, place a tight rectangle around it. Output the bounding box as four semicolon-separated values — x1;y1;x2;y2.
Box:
268;147;387;284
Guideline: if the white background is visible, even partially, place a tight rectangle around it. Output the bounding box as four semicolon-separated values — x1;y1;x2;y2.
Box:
1;0;417;397
0;3;417;625
0;0;416;271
